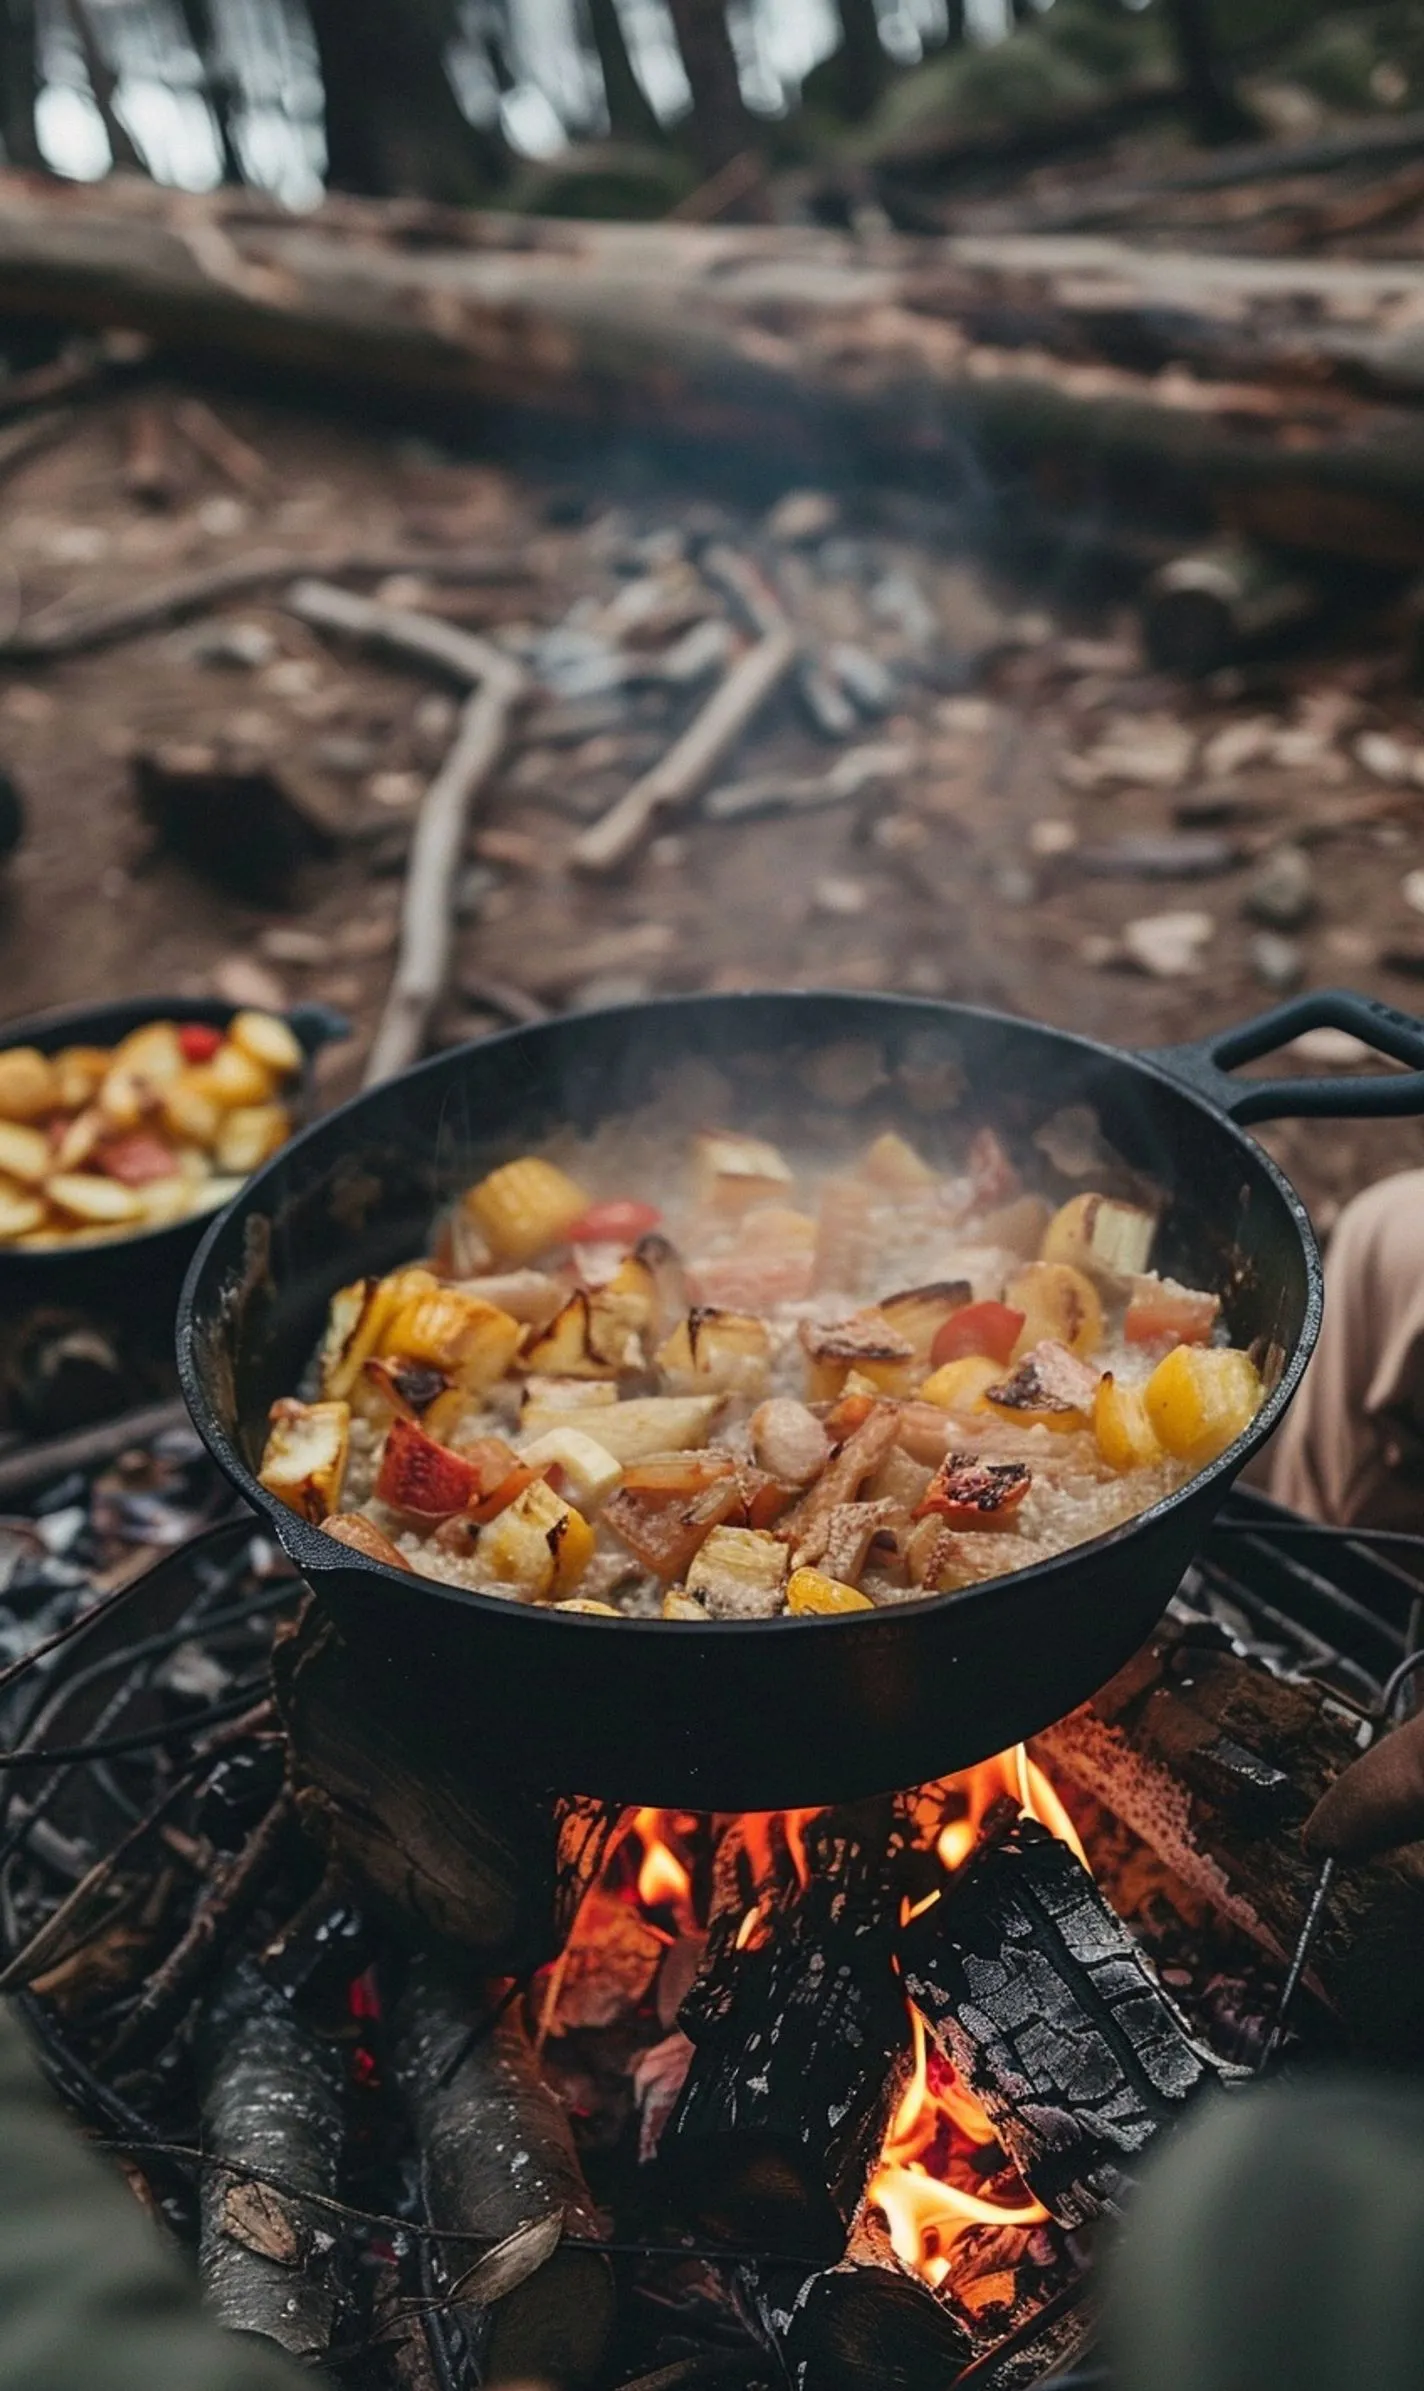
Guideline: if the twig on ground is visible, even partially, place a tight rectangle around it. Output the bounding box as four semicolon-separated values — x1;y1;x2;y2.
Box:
0;408;77;487
172;396;270;492
571;546;796;874
287;579;527;1083
0;1396;193;1506
105;1791;292;2061
704;740;915;823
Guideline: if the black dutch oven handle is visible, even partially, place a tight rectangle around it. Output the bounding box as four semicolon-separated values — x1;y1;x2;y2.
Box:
1147;989;1424;1125
285;1001;350;1057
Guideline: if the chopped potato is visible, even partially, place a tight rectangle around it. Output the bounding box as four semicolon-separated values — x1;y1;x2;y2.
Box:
1006;1261;1104;1361
0;1047;56;1121
522;1375;619;1413
478;1477;594;1599
657;1307;771;1397
51;1109;101;1172
465;1156;589;1264
214;1103;290;1174
187;1041;275;1110
879;1280;973;1361
786;1566;874;1615
517;1426;623;1508
1041;1192;1156;1287
800;1310;917;1402
523;1292;628;1380
662;1588;709;1620
860;1131;935;1190
1144;1344;1262;1466
259;1397;350;1521
0;1179;45;1238
229;1009;304;1076
46;1172;145;1226
519;1393;723;1463
686;1524;788;1620
0;1121;52;1186
692;1130;794;1215
51;1046;110;1112
161;1075;225;1147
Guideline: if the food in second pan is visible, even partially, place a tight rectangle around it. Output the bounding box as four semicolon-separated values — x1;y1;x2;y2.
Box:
258;1125;1264;1617
0;1012;303;1248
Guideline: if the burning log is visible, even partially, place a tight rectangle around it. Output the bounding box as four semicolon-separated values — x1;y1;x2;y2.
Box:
753;2260;973;2391
273;1603;617;1971
390;1955;615;2389
196;1956;346;2361
662;1802;908;2263
900;1808;1226;2228
1033;1616;1424;2061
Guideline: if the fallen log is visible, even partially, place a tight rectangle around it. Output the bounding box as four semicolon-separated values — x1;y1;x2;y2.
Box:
196;1955;346;2361
391;1955;614;2389
753;2259;974;2391
1033;1615;1424;2061
662;1802;907;2263
272;1603;617;1971
9;179;1424;563
900;1807;1227;2227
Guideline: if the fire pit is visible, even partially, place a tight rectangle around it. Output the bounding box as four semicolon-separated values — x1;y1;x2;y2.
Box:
1;1412;1421;2391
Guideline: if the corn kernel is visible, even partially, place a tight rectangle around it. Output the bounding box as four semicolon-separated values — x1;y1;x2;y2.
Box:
465;1155;589;1264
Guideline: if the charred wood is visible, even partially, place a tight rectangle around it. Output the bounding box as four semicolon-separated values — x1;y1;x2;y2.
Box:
196;1955;346;2360
273;1603;617;1971
753;2259;973;2391
901;1809;1226;2227
663;1802;907;2263
391;1955;614;2388
1033;1616;1424;2061
105;1792;294;2063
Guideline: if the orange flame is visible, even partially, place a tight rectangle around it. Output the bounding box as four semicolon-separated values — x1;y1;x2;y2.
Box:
633;1807;694;1912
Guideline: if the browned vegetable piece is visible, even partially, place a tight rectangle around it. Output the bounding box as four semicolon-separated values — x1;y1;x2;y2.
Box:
914;1454;1033;1528
799;1310;917;1402
819;1498;904;1584
320;1514;412;1568
784;1404;901;1569
985;1339;1100;1433
750;1397;830;1487
878;1280;973;1361
603;1472;745;1581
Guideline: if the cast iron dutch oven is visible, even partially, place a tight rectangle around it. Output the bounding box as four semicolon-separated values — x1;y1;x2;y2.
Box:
178;987;1424;1810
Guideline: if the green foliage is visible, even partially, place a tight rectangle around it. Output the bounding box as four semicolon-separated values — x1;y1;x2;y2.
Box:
1275;4;1424;106
504;142;698;218
858;0;1170;161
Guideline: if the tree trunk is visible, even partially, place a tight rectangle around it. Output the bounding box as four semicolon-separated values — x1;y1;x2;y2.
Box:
583;0;662;146
308;0;505;203
174;0;243;184
831;0;888;123
663;0;757;175
1163;0;1253;144
65;0;144;174
0;0;41;168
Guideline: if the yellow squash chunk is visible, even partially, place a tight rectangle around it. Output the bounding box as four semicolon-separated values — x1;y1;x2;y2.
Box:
0;1046;56;1121
0;1120;52;1186
1093;1372;1163;1471
586;1255;657;1367
1007;1261;1104;1361
478;1477;594;1599
132;1175;201;1227
1041;1192;1156;1287
786;1566;874;1615
228;1009;303;1077
519;1392;723;1463
465;1155;589;1264
258;1397;350;1521
657;1307;771;1398
0;1178;45;1239
523;1292;626;1380
51;1045;110;1112
214;1102;289;1175
1144;1344;1263;1467
662;1588;708;1620
45;1172;145;1226
860;1131;935;1190
383;1287;522;1394
692;1129;794;1215
686;1525;788;1620
320;1267;439;1400
918;1355;1002;1414
517;1426;623;1508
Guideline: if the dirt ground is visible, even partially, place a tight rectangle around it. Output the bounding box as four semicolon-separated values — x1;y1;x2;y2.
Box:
4;383;1424;1235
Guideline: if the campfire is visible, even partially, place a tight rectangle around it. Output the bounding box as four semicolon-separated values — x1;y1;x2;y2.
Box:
2;1419;1422;2391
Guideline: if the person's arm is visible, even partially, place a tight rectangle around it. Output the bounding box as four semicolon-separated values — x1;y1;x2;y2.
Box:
0;2001;307;2391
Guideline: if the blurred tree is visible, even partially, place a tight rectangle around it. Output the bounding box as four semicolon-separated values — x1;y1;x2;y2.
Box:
175;0;242;181
1163;0;1255;136
582;0;662;144
0;0;40;165
65;0;144;170
832;0;891;120
308;0;507;200
662;0;757;173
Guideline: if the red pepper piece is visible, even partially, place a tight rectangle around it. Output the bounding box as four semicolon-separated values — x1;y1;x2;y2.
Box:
913;1454;1032;1528
930;1300;1026;1369
178;1022;224;1063
565;1198;663;1245
375;1417;479;1517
